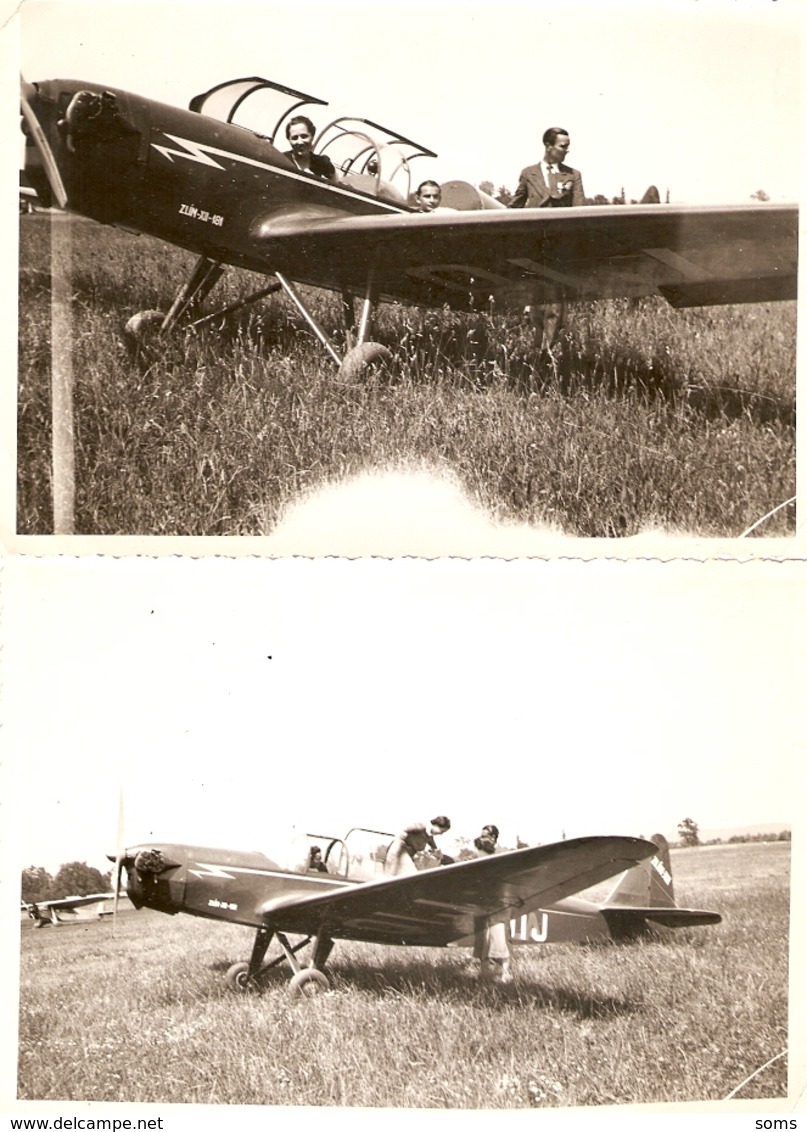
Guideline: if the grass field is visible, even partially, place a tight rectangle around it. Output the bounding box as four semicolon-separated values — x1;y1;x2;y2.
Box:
17;214;796;538
17;841;790;1108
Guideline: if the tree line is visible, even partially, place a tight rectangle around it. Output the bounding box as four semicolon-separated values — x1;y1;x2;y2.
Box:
21;862;112;904
476;180;668;206
477;182;772;207
677;817;791;848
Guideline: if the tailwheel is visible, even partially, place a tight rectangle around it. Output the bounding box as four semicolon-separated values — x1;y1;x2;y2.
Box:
225;961;259;994
289;968;330;998
338;341;393;382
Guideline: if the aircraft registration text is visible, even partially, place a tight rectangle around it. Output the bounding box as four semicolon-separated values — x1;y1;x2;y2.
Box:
179;203;224;227
650;856;672;886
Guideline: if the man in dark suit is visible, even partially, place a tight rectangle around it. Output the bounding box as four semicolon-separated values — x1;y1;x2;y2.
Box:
510;127;585;209
510;127;585;356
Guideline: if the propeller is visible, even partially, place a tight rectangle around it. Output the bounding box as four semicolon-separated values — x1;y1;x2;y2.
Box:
20;74;68;209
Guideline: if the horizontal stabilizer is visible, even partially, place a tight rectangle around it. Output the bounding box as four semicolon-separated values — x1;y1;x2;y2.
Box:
599;833;721;937
602;906;722;934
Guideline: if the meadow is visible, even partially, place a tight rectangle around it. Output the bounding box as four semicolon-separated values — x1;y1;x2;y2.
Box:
17;841;790;1108
17;214;796;539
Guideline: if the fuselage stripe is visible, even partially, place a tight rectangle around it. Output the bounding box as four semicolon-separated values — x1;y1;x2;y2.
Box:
151;133;406;214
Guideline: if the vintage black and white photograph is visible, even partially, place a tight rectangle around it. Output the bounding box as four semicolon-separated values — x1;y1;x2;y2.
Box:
4;556;800;1114
14;0;798;545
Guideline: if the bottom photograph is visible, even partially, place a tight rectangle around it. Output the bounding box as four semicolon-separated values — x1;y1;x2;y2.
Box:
6;556;798;1113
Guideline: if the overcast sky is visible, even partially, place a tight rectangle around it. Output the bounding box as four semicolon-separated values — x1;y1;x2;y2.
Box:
4;555;802;876
14;0;802;203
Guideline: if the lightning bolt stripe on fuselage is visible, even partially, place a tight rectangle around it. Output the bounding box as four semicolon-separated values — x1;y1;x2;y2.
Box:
150;133;405;213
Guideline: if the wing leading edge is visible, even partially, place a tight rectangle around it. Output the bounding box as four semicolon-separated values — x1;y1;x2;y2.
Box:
259;835;656;946
34;892;115;911
251;202;797;311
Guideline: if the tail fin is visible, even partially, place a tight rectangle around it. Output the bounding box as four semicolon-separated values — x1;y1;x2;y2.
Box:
602;833;721;935
606;833;675;909
640;185;660;204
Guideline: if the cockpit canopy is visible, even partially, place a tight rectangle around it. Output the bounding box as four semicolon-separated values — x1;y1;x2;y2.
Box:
189;77;436;204
287;828;403;882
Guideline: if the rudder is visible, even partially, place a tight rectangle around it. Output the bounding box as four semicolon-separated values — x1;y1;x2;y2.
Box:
606;833;676;909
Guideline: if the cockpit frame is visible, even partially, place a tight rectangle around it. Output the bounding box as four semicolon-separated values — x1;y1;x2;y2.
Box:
296;827;395;881
188;77;437;204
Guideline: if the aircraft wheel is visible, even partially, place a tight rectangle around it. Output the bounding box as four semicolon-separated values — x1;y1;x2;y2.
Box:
288;968;330;998
123;310;169;363
225;961;256;993
124;309;166;340
338;342;392;382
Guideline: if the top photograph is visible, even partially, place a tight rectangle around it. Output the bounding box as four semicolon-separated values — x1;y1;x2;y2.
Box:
14;0;799;552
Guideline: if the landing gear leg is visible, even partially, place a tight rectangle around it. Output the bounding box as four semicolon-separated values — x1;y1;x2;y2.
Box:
225;926;275;993
339;268;392;381
276;930;334;997
341;288;357;350
124;255;225;342
225;928;334;997
276;271;391;380
274;272;342;365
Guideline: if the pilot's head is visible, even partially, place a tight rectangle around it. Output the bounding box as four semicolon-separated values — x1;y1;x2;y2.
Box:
415;180;442;212
286;115;316;157
482;824;499;842
543;128;571;165
430;815;451;835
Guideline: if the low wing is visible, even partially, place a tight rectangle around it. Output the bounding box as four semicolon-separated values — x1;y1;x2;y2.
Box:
259;836;656;946
35;893;114;912
253;202;796;311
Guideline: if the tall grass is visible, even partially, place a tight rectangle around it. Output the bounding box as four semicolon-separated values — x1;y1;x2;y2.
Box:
18;842;789;1107
18;215;796;537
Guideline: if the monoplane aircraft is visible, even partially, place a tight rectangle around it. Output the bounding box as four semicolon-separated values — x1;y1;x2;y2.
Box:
21;75;797;380
23;891;116;927
109;830;662;996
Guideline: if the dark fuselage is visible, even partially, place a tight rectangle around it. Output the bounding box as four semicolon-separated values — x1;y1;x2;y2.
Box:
23;79;408;273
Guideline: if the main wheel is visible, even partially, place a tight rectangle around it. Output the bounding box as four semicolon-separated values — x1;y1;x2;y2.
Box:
124;309;167;340
123;309;169;363
288;968;330;998
338;342;392;381
225;961;255;993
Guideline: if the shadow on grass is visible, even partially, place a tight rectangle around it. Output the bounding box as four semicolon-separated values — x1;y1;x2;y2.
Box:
553;341;795;429
207;954;642;1018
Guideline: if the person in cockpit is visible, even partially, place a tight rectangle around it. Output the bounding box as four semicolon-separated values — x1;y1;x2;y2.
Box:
283;116;337;182
414;179;442;212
